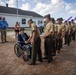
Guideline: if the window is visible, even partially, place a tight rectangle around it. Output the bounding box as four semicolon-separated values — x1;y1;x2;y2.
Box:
38;20;43;24
34;21;36;24
22;19;26;24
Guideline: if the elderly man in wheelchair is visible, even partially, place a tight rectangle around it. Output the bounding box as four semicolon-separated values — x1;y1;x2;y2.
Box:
14;28;31;61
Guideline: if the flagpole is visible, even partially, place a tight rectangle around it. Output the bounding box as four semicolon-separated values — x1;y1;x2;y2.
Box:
17;0;18;21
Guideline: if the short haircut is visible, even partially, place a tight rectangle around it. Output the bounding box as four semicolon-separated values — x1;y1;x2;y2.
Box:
44;14;51;20
28;19;33;23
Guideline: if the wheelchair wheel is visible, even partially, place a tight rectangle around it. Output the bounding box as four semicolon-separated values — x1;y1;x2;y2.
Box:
14;43;24;57
23;55;28;61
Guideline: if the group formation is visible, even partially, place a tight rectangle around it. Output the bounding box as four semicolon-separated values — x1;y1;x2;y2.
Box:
43;14;76;62
26;14;76;65
0;14;76;65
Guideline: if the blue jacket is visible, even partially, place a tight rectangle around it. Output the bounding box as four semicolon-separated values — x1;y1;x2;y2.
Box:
1;20;8;29
18;33;29;45
0;20;2;28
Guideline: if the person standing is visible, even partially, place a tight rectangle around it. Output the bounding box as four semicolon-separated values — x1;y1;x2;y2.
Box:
1;17;8;43
0;17;2;30
14;22;20;39
54;22;58;54
27;19;42;65
0;17;2;29
51;18;56;56
38;22;44;34
43;14;54;63
0;17;2;42
64;21;68;44
56;18;64;53
71;19;76;41
65;21;71;46
68;21;72;42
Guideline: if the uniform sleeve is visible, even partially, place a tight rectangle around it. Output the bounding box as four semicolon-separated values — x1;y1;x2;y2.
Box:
50;24;53;33
45;24;50;33
31;24;36;32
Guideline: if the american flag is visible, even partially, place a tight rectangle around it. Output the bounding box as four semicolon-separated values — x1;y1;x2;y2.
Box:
73;17;76;21
65;16;72;21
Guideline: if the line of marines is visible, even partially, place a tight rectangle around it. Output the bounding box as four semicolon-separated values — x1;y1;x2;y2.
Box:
26;14;76;65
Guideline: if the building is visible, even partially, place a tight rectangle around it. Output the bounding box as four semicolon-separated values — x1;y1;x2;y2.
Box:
0;5;44;28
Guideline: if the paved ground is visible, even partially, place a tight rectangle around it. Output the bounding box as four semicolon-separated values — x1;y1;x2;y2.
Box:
0;35;76;75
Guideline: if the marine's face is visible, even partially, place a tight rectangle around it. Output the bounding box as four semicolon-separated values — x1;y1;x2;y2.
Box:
45;17;49;23
64;22;67;25
68;22;71;25
58;20;62;24
28;22;31;27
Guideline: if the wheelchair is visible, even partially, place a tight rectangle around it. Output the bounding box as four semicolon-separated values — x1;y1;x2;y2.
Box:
14;42;31;61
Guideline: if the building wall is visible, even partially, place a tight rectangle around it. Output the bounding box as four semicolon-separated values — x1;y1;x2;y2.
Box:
0;13;44;28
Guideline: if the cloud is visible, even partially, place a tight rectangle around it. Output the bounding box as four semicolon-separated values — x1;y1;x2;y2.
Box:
20;3;30;10
0;0;6;6
32;0;65;16
65;3;72;11
22;0;26;2
0;0;76;20
34;0;40;2
51;0;61;4
68;10;76;15
7;0;17;8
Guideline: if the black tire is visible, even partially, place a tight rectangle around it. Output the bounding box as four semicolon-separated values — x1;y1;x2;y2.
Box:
14;43;23;57
23;55;28;61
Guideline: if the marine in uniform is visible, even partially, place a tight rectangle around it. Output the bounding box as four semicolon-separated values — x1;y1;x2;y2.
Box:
51;18;56;56
54;22;58;54
43;14;53;63
27;19;42;65
71;19;76;41
65;21;71;46
64;21;68;44
56;18;65;53
68;21;72;42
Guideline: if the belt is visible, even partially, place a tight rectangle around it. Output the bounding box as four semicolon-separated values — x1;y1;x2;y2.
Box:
45;35;53;38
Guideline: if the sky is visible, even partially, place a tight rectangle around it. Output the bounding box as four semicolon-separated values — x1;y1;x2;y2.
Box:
0;0;76;20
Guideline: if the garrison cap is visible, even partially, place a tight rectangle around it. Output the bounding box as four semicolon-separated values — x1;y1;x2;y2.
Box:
57;18;63;21
51;18;55;22
71;19;74;22
44;14;51;19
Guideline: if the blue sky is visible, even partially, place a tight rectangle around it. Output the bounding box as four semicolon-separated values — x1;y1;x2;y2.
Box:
0;0;76;20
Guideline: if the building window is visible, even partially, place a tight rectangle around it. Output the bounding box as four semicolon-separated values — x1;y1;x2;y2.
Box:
34;21;36;24
22;19;26;24
38;20;43;24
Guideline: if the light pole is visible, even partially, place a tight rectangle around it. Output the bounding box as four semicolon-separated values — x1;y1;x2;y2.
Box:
17;0;18;21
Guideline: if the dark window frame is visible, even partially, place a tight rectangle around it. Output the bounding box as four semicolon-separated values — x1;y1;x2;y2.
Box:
22;18;26;24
